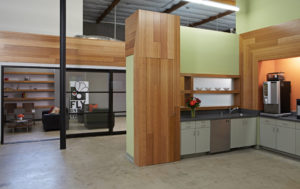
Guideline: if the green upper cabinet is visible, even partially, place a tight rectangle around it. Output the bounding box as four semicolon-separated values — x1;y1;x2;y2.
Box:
236;0;300;34
180;26;239;75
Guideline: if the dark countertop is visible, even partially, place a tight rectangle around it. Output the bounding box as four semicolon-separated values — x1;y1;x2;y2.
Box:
260;113;300;123
181;109;259;122
181;109;300;123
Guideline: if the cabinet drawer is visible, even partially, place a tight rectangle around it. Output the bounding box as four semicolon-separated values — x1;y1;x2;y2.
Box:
260;118;276;126
181;121;196;130
196;120;210;128
276;120;295;129
296;122;300;130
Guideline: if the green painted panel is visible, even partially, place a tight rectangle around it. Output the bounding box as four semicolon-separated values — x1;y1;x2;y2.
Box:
180;26;239;75
237;0;300;34
126;55;134;157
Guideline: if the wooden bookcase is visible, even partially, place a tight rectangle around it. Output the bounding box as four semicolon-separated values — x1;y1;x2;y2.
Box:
3;71;55;109
180;73;241;110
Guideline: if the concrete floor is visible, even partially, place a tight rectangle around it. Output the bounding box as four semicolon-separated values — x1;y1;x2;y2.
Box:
4;117;126;143
0;135;300;189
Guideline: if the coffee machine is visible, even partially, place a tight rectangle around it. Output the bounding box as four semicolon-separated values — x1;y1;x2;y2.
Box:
297;99;300;119
263;72;291;114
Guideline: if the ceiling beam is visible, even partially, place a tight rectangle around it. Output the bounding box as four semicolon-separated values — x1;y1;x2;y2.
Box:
189;10;234;27
96;0;121;24
163;1;189;13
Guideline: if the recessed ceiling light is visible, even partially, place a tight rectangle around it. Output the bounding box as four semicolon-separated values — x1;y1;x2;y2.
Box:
186;0;240;12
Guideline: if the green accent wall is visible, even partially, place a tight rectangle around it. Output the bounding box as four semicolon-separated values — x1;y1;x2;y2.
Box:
126;55;134;158
181;26;239;75
237;0;300;34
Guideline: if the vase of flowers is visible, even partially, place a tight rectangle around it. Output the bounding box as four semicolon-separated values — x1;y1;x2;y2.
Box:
17;114;24;121
186;97;201;118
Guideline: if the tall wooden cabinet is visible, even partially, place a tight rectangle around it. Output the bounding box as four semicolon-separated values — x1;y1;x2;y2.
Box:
125;10;181;166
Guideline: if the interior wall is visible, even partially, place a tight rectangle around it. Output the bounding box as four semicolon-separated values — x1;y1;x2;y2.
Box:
180;26;239;75
83;22;125;41
259;57;300;111
0;0;83;36
126;56;134;158
236;0;300;34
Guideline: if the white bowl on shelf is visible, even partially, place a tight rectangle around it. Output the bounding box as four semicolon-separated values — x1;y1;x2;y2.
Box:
205;87;211;91
223;88;230;91
215;87;221;91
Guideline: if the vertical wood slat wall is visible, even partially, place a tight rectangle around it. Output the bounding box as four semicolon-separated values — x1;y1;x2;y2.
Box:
240;19;300;110
125;10;180;166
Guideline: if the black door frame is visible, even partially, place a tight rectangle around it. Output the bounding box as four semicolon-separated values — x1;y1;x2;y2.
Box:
65;68;126;139
0;66;126;145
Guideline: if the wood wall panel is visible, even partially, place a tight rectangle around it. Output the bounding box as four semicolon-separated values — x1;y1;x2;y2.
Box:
240;19;300;110
126;10;180;166
0;31;125;67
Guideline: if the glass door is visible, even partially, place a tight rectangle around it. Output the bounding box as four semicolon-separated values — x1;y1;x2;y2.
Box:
66;70;110;135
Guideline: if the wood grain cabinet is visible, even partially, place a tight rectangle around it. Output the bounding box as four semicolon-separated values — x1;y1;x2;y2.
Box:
260;118;296;154
230;118;257;149
180;121;210;155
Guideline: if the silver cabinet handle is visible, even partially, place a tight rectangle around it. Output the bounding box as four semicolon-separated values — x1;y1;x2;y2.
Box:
194;130;196;136
277;128;279;133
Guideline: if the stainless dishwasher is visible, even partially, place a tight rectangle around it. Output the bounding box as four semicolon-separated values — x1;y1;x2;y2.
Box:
210;119;231;153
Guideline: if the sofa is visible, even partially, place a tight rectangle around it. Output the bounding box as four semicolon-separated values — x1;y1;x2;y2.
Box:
42;110;69;131
83;108;115;130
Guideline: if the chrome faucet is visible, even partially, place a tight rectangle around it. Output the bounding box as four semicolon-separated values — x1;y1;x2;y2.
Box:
229;107;239;114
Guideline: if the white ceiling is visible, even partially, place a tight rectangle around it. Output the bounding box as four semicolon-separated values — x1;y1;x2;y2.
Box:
83;0;236;32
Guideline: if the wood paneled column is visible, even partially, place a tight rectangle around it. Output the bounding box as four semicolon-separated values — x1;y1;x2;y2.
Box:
125;10;181;166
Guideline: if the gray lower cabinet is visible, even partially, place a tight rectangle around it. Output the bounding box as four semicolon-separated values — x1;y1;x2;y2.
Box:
260;118;296;154
230;118;257;149
295;123;300;156
180;121;210;155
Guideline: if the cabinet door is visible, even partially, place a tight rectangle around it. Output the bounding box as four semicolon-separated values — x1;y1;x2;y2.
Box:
277;126;295;154
244;118;257;147
230;119;244;148
181;129;196;155
260;123;276;149
296;129;300;156
195;127;210;153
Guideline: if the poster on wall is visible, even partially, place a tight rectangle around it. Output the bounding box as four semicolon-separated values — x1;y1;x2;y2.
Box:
69;81;89;113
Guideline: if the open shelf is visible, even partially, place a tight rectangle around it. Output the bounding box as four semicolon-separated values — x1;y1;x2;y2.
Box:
4;89;55;92
180;105;238;111
4;80;55;84
181;73;240;78
180;73;241;110
16;105;53;109
4;72;55;76
182;90;240;94
4;97;55;101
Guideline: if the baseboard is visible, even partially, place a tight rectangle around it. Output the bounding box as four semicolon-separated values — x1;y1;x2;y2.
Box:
126;153;134;163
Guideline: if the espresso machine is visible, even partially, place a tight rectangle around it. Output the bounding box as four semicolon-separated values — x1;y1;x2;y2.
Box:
263;72;291;114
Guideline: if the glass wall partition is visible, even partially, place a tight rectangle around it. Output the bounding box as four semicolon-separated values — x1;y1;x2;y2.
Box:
66;69;126;137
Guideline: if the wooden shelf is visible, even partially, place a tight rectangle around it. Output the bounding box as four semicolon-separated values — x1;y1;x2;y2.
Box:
192;90;240;94
4;80;55;84
180;105;238;111
181;73;240;78
4;89;55;92
16;105;53;109
4;72;54;76
4;97;55;101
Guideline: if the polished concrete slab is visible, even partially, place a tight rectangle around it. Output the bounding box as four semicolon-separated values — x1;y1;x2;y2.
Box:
0;135;300;189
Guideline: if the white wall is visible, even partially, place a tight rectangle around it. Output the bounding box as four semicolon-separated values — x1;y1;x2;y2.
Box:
0;0;83;36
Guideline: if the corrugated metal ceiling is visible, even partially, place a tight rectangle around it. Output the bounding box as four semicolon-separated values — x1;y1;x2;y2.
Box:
83;0;236;32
